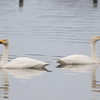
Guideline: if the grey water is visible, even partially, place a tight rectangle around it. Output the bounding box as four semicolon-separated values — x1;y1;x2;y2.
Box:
0;0;100;100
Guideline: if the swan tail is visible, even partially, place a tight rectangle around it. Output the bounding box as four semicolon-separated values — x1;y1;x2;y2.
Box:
54;60;60;63
30;63;49;69
54;60;64;64
44;63;50;66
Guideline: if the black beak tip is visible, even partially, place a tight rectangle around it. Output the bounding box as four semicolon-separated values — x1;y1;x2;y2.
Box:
0;42;3;44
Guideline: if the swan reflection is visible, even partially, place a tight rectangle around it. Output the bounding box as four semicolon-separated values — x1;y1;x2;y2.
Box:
57;64;100;98
7;68;51;79
91;65;100;92
0;69;9;99
56;64;95;73
0;68;51;99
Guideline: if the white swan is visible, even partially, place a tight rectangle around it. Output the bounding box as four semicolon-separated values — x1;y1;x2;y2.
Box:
56;35;100;65
0;39;49;68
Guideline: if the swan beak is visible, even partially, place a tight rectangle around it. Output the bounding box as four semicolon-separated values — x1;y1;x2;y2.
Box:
0;40;5;44
98;37;100;39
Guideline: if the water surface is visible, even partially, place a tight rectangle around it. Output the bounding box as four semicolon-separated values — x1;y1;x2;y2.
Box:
0;0;100;100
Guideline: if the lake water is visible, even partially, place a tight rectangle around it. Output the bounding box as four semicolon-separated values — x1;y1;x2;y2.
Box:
0;0;100;100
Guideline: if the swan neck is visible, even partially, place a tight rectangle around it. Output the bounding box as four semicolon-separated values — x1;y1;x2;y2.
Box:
1;45;9;63
91;40;99;61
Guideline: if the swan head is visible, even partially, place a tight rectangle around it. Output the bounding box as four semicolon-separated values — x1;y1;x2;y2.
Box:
0;39;9;46
92;35;100;43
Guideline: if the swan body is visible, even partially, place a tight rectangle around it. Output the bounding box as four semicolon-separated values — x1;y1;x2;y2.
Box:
57;55;97;65
0;39;49;68
3;57;49;68
56;35;100;65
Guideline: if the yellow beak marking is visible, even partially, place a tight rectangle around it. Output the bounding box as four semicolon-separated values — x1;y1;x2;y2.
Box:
98;37;100;39
0;40;5;43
